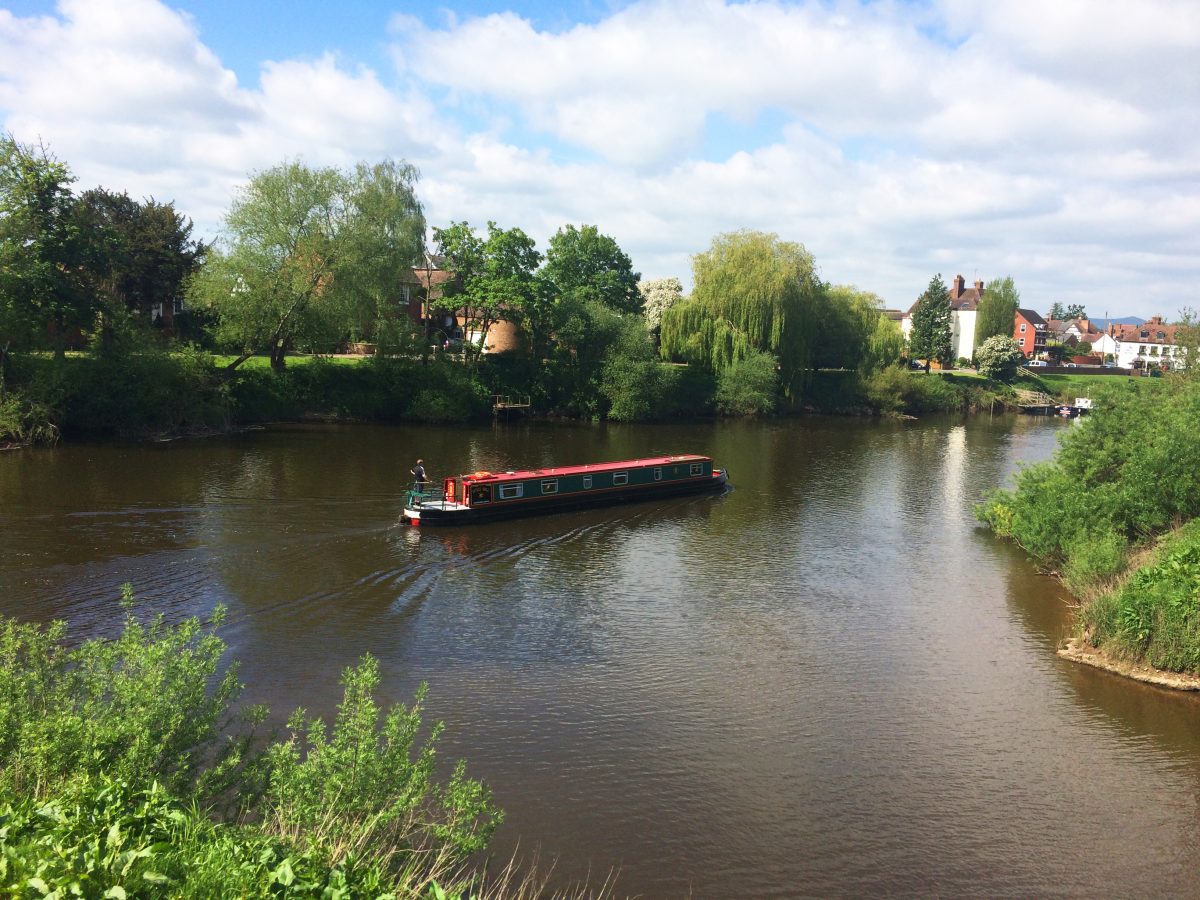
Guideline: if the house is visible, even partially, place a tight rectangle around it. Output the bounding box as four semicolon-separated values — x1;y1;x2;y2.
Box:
900;273;986;361
405;254;521;354
1013;309;1048;358
1107;316;1186;370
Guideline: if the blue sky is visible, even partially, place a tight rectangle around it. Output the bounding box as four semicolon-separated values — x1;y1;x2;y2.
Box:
1;0;1198;319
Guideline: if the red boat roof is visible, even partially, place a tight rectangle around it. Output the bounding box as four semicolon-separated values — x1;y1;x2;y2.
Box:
458;454;710;483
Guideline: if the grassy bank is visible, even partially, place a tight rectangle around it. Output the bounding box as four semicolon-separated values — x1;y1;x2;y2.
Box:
1;349;1163;446
978;374;1200;675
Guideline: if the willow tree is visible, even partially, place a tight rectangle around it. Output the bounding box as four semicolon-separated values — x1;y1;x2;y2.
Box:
660;230;821;396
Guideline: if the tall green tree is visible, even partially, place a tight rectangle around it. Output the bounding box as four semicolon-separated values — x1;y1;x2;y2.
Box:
813;285;892;371
1066;303;1087;320
335;160;424;345
908;273;952;371
542;224;641;314
1048;301;1066;320
433;221;543;365
191;161;356;370
75;188;207;350
0;135;94;362
660;230;821;397
974;275;1020;350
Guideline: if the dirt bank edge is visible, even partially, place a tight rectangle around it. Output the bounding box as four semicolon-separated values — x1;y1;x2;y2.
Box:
1059;638;1200;691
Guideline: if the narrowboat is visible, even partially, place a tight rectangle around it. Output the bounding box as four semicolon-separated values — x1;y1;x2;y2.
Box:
403;454;728;525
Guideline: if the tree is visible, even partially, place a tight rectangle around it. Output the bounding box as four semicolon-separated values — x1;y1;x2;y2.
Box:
908;274;952;371
332;160;424;346
191;161;361;370
974;276;1019;349
542;224;641;314
1066;303;1087;320
75;188;207;350
975;335;1024;382
638;277;683;347
433;221;542;366
0;135;95;362
1174;307;1199;377
660;230;821;397
1048;302;1066;320
812;285;897;373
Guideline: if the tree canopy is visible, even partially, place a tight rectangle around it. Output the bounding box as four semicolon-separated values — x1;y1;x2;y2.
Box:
660;230;822;397
192;159;424;369
0;135;94;359
639;277;683;345
542;224;641;314
974;275;1019;350
908;273;952;369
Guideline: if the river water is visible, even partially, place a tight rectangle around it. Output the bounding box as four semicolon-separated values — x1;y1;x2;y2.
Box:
3;415;1200;897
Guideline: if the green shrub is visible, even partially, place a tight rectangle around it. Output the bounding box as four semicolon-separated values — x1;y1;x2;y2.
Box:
263;655;501;876
1080;527;1200;671
0;776;394;898
715;350;778;416
1062;528;1129;593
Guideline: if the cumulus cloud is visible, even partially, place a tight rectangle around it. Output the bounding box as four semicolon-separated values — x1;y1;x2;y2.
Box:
0;0;1197;318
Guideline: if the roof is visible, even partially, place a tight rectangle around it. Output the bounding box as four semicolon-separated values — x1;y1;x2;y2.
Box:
459;455;710;482
1016;308;1047;326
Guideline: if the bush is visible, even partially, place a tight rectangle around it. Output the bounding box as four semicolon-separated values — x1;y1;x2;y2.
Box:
715;351;778;416
975;335;1024;382
1081;525;1200;671
0;594;502;893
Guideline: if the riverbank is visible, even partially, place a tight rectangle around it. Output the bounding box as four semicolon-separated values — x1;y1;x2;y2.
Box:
2;348;1153;446
979;374;1200;687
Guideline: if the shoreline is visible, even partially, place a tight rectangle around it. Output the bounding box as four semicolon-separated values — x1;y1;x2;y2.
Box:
1058;638;1200;692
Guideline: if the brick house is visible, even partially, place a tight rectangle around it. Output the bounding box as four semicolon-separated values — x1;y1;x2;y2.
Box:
404;254;521;353
1013;308;1048;358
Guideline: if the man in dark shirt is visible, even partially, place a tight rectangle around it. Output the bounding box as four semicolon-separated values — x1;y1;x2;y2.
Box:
411;458;428;491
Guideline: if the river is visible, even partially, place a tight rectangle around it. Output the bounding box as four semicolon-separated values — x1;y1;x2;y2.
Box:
3;415;1200;896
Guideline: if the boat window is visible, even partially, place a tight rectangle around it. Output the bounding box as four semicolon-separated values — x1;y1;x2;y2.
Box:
470;484;491;505
613;472;628;486
583;475;592;489
541;479;558;494
653;467;662;481
690;463;702;475
498;483;524;500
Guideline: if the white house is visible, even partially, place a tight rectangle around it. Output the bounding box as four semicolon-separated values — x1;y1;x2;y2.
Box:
1108;316;1187;370
901;274;986;362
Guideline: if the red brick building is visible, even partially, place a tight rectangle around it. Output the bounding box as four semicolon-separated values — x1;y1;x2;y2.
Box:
1014;308;1048;358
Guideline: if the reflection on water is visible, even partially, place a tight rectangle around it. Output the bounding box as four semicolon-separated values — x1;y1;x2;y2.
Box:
3;416;1200;896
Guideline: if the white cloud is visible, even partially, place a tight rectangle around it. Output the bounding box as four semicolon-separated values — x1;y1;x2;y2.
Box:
0;0;1197;320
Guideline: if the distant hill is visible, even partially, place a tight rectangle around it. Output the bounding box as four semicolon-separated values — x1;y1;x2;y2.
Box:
1090;316;1146;330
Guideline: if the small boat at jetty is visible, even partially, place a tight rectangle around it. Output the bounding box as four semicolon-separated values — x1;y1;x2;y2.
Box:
403;454;728;525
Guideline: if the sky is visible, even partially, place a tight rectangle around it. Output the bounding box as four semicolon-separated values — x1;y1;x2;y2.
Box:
1;0;1197;319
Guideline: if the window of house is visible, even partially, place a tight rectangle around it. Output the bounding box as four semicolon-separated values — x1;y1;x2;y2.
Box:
173;297;185;314
1019;337;1025;347
1019;323;1027;333
399;285;411;305
541;479;558;494
690;463;702;476
653;467;662;481
613;472;628;486
583;475;592;489
498;483;524;500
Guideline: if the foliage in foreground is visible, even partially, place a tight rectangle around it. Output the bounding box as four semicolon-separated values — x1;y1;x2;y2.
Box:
1080;522;1200;672
0;594;501;896
978;375;1200;670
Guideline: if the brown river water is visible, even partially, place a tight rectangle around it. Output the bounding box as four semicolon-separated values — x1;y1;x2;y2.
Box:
3;415;1200;897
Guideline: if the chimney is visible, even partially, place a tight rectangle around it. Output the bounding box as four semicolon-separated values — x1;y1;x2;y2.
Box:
1080;317;1090;333
974;279;984;295
952;274;965;299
